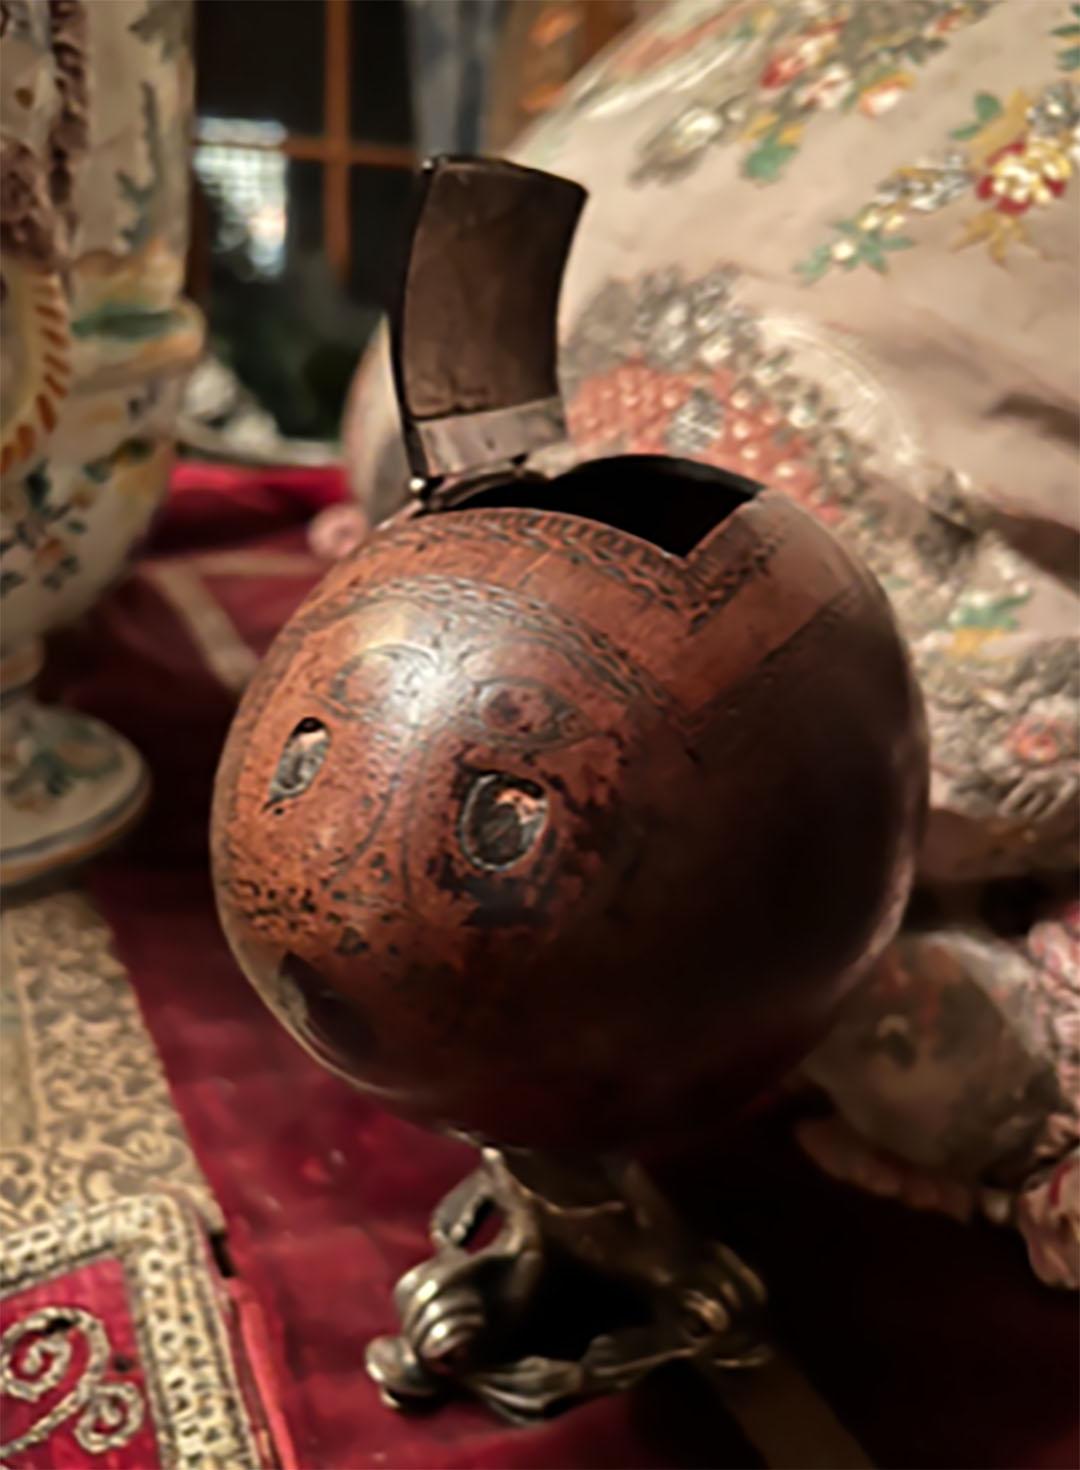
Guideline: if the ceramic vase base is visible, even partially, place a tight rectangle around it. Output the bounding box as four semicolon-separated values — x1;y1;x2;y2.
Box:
0;690;150;890
365;1148;771;1424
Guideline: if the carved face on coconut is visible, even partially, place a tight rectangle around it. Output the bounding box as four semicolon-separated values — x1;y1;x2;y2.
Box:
212;485;927;1153
214;559;683;1132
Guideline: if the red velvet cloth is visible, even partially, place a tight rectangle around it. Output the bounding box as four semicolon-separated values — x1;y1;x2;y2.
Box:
44;462;1077;1470
160;461;349;551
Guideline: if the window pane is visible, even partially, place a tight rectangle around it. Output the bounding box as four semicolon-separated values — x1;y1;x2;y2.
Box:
287;159;323;261
350;0;413;144
199;159;378;440
196;0;324;135
348;165;414;311
194;135;289;279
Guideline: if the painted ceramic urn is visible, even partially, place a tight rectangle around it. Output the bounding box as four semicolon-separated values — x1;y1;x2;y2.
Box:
0;0;202;886
212;159;928;1156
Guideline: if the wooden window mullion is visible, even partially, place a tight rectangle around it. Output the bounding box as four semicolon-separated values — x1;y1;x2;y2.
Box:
324;0;352;282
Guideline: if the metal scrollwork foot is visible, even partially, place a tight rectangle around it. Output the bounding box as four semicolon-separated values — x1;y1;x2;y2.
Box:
365;1149;770;1423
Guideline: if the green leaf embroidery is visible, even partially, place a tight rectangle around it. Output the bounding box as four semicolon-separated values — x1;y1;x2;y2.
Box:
1053;3;1080;66
860;239;888;272
951;90;1004;139
794;225;915;285
795;243;833;283
744;135;798;183
949;592;1030;631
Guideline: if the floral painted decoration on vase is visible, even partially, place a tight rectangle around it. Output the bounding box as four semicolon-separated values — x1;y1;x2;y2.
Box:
0;0;202;888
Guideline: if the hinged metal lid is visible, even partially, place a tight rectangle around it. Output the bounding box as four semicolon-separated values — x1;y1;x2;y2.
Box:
391;156;587;491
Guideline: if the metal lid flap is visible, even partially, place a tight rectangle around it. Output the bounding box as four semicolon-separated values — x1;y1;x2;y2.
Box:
391;156;587;485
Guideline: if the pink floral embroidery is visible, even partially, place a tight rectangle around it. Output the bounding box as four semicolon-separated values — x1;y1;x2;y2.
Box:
759;20;845;91
633;0;996;185
857;71;915;117
1008;713;1070;766
797;16;1080;281
976;135;1071;214
568;360;829;522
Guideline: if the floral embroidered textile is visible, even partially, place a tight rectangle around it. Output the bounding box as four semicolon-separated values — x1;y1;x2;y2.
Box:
797;77;1080;279
627;0;998;184
796;4;1080;277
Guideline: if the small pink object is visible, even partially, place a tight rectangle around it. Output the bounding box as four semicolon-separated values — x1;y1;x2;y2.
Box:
307;503;370;562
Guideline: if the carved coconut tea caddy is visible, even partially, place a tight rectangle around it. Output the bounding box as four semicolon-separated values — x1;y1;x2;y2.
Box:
211;158;928;1425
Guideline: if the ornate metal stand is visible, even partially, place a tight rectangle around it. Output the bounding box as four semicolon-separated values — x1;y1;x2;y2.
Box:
366;1148;769;1422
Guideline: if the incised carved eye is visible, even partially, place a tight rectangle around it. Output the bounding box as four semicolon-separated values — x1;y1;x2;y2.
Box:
467;677;589;751
267;717;329;806
459;773;548;871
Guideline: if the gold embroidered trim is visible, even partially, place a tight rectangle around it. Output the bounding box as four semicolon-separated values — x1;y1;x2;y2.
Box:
0;888;220;1234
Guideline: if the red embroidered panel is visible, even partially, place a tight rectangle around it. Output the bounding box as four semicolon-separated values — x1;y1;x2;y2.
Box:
1;1258;162;1470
